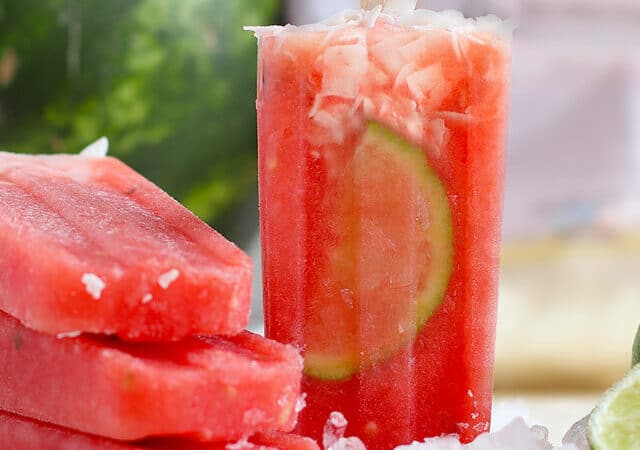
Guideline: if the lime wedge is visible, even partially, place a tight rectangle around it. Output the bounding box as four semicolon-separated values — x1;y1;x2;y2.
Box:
303;122;453;380
588;363;640;450
632;323;639;367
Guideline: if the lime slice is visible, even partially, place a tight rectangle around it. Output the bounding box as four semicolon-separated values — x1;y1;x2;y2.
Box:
632;324;640;367
588;363;640;450
303;122;454;380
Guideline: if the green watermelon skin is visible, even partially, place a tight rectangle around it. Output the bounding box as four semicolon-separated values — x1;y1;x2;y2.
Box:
0;0;280;228
0;310;303;441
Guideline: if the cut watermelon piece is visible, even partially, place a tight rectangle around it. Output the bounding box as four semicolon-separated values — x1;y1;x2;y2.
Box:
0;410;320;450
0;151;252;341
303;122;453;380
0;311;302;441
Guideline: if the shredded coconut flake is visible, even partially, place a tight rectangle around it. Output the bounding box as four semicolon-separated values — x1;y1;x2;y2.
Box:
141;293;153;304
158;269;180;289
81;273;106;300
79;137;109;158
56;331;82;339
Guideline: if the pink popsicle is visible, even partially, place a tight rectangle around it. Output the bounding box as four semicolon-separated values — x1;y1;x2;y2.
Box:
0;410;320;450
0;310;302;441
0;151;252;341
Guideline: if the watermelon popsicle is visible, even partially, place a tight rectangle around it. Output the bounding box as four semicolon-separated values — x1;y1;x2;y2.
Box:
0;310;302;441
249;3;511;449
0;151;251;341
0;410;320;450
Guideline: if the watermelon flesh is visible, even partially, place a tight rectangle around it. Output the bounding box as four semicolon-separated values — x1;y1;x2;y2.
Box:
253;11;510;449
0;310;302;441
0;151;252;341
0;410;320;450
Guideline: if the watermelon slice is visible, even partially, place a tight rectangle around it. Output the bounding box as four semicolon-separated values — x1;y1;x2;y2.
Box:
303;122;453;380
0;410;320;450
0;310;302;441
0;151;252;341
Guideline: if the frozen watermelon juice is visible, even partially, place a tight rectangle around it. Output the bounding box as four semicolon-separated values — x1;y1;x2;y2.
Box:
249;5;510;449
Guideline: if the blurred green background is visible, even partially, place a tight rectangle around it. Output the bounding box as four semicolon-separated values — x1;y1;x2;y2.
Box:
0;0;281;238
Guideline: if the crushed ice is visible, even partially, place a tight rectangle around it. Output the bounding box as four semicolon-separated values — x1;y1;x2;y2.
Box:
562;415;591;450
393;418;579;450
81;273;106;300
247;8;510;38
319;413;583;450
323;412;367;450
295;392;308;413
79;137;109;158
226;438;252;450
157;268;180;289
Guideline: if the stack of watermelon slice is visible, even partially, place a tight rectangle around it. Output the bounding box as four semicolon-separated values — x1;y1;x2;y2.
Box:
0;146;316;450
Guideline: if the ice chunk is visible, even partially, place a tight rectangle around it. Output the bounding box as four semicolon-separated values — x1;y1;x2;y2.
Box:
247;10;510;41
370;34;415;77
382;0;418;15
158;268;180;289
396;435;463;450
362;5;383;28
393;418;580;450
323;412;348;449
405;64;449;109
321;42;368;99
79;137;109;158
328;437;368;450
81;273;105;300
226;438;253;450
562;414;591;450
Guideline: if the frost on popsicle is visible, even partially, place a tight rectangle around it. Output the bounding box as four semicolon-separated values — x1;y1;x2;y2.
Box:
81;273;106;300
158;268;180;289
79;137;109;158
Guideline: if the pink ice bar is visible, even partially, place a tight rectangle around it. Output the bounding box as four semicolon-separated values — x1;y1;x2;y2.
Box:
0;151;252;341
0;311;302;441
0;410;320;450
